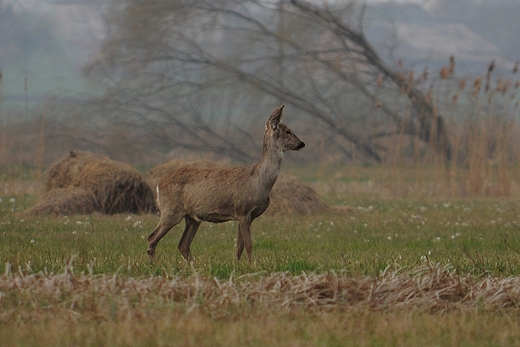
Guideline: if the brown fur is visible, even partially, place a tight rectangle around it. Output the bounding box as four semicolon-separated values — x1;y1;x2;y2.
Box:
147;161;332;216
147;105;305;263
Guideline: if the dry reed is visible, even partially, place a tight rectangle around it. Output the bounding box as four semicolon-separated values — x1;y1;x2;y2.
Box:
385;54;520;198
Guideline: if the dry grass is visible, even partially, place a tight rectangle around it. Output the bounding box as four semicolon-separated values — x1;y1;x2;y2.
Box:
2;262;519;326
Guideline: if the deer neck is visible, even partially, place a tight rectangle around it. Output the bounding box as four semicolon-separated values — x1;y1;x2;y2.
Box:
253;142;283;193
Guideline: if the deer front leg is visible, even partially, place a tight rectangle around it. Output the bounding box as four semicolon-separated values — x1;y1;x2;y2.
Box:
236;200;267;261
237;214;253;263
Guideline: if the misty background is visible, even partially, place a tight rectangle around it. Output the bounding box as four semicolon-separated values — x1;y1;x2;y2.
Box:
0;0;519;168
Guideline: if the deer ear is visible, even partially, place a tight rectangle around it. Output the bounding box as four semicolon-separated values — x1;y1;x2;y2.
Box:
266;104;284;130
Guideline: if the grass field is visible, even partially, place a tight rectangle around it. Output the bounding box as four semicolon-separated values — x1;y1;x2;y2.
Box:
2;166;520;346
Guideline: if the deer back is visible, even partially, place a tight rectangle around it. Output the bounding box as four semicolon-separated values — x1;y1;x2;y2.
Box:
157;166;270;223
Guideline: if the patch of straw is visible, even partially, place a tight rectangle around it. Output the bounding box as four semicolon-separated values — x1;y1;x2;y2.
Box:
2;263;520;324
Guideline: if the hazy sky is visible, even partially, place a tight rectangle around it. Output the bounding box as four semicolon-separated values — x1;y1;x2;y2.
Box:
1;0;517;109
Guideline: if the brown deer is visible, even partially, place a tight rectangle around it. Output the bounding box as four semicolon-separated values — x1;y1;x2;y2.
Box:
147;105;305;263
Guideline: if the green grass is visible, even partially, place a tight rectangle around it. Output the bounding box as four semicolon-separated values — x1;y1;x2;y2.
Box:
3;193;520;279
3;191;520;346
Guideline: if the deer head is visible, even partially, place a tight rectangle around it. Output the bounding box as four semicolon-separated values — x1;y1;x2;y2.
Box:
264;105;305;156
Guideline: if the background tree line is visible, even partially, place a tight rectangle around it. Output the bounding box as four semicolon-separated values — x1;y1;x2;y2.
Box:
78;0;453;165
2;0;518;170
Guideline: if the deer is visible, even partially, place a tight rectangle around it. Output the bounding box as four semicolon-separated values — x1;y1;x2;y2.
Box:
147;104;305;263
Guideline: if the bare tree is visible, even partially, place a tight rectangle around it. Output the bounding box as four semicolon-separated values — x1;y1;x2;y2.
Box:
85;0;452;163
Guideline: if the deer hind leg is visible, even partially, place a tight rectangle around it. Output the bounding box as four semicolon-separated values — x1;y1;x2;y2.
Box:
147;210;183;262
236;214;253;263
178;216;201;262
235;229;245;261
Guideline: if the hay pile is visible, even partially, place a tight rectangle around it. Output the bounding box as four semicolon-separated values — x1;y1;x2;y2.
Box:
25;188;96;216
146;159;331;216
26;150;156;216
267;175;330;216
